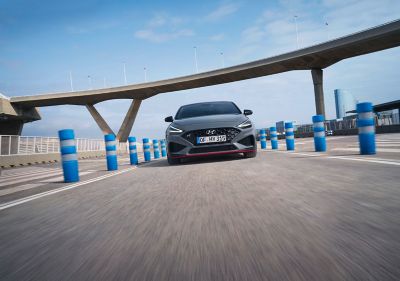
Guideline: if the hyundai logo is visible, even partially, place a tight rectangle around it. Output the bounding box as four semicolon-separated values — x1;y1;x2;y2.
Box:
206;129;216;135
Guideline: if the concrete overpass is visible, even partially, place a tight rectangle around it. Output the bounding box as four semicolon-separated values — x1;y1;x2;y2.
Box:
1;19;400;141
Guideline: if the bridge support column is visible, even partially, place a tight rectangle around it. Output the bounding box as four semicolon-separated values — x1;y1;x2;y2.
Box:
311;68;326;118
86;104;115;135
116;99;142;142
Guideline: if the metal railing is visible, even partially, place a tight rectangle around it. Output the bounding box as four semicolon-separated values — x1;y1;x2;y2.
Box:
0;136;131;156
295;113;399;134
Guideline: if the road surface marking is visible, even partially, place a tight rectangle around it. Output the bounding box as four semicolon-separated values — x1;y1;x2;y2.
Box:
0;171;64;187
39;171;95;183
0;183;43;196
332;148;400;153
264;150;400;166
0;167;137;211
0;168;61;181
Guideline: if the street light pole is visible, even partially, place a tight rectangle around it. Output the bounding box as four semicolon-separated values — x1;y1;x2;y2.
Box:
193;46;199;73
294;15;299;49
220;52;225;68
88;75;93;90
123;62;127;85
69;71;74;92
144;67;147;82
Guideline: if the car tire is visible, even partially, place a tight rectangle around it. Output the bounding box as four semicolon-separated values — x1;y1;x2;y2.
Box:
167;156;181;165
243;149;257;158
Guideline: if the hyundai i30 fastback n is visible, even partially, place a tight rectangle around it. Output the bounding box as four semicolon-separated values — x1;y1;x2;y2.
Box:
165;101;257;164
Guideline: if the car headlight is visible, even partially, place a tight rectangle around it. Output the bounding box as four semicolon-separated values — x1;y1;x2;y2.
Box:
168;125;183;134
237;119;252;129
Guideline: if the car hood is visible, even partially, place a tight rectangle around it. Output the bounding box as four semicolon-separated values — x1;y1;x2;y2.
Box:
171;114;248;131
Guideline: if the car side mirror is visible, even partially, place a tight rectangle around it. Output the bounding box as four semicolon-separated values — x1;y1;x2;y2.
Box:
244;109;253;116
165;116;174;122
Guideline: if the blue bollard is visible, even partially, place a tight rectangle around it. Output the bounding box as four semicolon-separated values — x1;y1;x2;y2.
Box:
260;129;267;149
104;134;118;171
128;136;138;165
153;139;160;159
285;122;295;151
58;129;79;183
270;127;278;149
357;102;376;155
312;115;326;152
160;139;167;157
143;138;151;162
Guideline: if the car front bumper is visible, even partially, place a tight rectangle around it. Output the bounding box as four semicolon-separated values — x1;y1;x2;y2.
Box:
166;126;256;159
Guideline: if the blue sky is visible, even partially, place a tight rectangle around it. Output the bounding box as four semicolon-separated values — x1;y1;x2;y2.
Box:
1;0;399;140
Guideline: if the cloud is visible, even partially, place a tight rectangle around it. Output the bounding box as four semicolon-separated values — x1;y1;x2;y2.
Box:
209;33;225;41
204;2;240;22
134;13;194;43
135;29;194;43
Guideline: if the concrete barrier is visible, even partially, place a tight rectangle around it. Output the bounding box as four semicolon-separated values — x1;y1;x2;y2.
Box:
105;134;118;171
153;139;160;159
285;122;295;151
160;140;167;157
270;127;278;149
312;115;326;152
59;129;79;183
143;138;151;162
357;102;376;155
128;136;138;165
260;129;267;149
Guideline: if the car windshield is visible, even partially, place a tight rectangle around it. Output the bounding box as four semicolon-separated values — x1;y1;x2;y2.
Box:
175;102;241;120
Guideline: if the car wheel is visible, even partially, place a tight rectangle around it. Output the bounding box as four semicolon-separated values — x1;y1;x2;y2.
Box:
167;156;181;165
243;149;257;158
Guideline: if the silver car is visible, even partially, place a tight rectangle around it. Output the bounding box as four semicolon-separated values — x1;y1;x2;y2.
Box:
165;101;257;164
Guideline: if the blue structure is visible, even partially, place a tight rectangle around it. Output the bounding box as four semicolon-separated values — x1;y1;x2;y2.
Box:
357;102;376;155
270;127;278;149
260;129;267;149
312;115;326;152
284;122;295;151
153;139;160;159
334;89;356;119
128;136;138;165
104;134;118;171
160;140;167;157
143;138;151;162
58;129;79;183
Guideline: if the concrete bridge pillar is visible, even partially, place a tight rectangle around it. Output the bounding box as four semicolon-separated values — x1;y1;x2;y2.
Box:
311;68;326;118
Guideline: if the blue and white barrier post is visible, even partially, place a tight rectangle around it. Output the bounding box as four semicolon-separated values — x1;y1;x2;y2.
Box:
104;134;118;171
357;102;376;155
143;138;151;162
160;139;167;157
58;129;79;183
153;139;160;159
312;115;326;152
285;122;295;151
260;129;267;149
128;136;138;165
270;127;278;150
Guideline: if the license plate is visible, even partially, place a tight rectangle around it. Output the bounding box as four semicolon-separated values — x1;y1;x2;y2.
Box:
197;135;227;144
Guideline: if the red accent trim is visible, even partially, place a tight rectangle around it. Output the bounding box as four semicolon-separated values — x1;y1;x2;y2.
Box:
170;149;256;159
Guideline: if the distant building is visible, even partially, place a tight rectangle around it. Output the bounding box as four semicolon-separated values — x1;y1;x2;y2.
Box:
334;89;356;119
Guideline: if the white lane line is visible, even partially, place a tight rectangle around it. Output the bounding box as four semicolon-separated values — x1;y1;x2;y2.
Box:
0;171;64;187
39;171;95;183
264;150;400;166
332;148;400;153
0;183;43;197
0;169;61;181
0;167;137;211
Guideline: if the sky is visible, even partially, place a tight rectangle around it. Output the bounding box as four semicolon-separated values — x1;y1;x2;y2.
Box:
0;0;399;140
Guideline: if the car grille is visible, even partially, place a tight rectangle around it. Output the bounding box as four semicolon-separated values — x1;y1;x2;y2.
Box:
183;127;241;146
189;145;237;154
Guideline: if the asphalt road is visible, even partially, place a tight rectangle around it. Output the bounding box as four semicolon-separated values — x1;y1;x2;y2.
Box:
0;134;400;281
